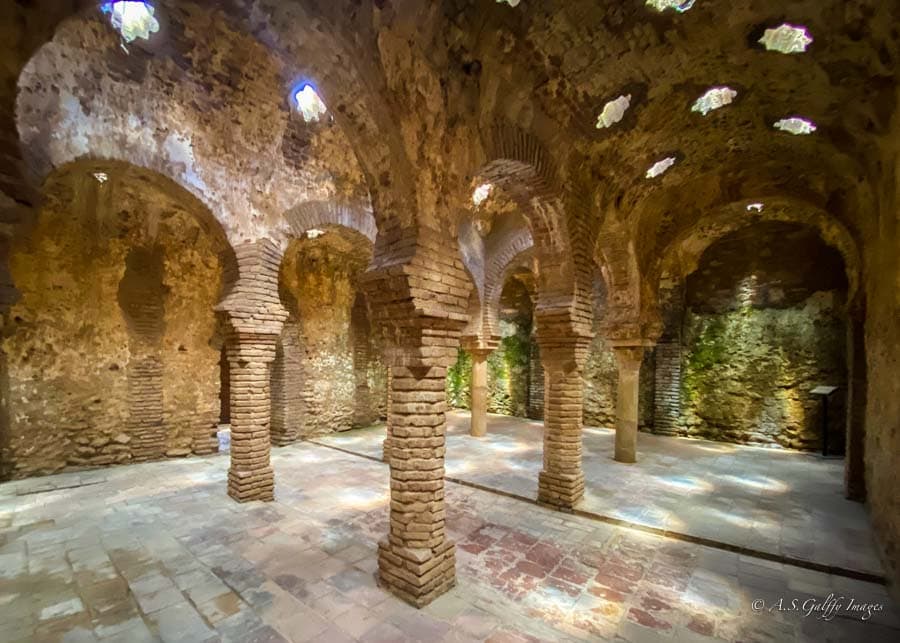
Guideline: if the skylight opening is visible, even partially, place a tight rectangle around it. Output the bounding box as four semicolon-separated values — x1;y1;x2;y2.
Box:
646;0;696;13
497;0;521;6
473;183;493;207
596;95;632;129
691;87;737;116
759;24;813;54
646;157;677;179
293;85;328;123
774;117;817;135
306;229;325;239
101;1;160;44
93;172;109;184
747;203;764;212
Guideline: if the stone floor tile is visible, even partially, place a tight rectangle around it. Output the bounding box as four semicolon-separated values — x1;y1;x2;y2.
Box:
334;603;382;639
196;592;244;624
133;587;185;615
147;603;215;643
1;438;896;643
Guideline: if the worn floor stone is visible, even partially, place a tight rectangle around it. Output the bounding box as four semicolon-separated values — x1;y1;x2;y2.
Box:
0;441;896;642
319;411;884;577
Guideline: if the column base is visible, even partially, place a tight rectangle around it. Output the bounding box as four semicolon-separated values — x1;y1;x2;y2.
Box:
538;469;585;509
377;539;456;608
614;450;637;464
270;435;298;447
228;465;275;502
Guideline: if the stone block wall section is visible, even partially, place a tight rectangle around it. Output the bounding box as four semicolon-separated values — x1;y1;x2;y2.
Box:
215;240;287;503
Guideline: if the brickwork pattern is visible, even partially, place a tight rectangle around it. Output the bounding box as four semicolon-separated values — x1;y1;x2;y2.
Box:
537;340;591;508
270;316;303;446
652;342;682;436
215;240;288;502
528;339;545;420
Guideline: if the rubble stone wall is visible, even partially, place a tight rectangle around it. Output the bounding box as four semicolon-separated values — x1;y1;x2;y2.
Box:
0;168;227;478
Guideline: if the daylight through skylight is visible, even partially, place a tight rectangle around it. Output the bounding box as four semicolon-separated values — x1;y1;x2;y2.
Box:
101;1;160;43
646;157;677;179
774;117;817;135
646;0;696;13
691;87;737;116
596;95;632;129
294;85;328;123
759;24;813;54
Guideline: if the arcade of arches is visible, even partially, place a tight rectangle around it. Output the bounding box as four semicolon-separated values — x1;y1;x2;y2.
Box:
0;2;898;641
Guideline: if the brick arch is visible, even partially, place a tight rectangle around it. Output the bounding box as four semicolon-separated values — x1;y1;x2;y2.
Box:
481;229;535;345
475;123;592;339
651;195;862;306
283;201;377;245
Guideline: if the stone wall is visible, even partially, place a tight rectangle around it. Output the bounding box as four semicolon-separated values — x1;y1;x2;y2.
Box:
0;166;227;479
275;230;384;439
674;223;849;450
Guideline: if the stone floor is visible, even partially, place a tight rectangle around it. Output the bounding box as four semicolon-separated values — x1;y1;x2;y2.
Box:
318;411;883;579
2;439;898;642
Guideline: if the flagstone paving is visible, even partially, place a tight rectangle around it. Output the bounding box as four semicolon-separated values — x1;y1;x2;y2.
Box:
1;440;897;642
319;411;884;578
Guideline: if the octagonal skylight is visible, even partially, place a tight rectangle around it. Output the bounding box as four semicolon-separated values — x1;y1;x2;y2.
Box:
306;228;325;239
93;172;109;184
473;183;493;207
691;87;737;116
646;0;696;13
293;84;327;123
497;0;521;6
101;2;160;43
774;117;816;135
646;157;677;179
747;203;764;212
596;95;632;129
759;24;813;54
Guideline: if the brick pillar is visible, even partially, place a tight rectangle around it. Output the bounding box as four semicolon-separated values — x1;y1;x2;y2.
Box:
351;294;376;427
215;240;287;502
469;349;491;437
612;344;648;464
537;339;590;508
382;366;393;462
527;340;545;420
379;339;457;607
225;331;278;501
652;342;682;435
270;316;303;446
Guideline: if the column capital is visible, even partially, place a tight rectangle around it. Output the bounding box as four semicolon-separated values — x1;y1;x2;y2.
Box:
215;239;288;336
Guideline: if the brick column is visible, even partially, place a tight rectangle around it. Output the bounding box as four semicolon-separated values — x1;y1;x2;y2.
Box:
215;240;287;502
611;343;648;464
469;349;491;437
537;339;591;508
527;340;545;420
225;331;278;501
270;316;303;446
379;337;457;607
382;366;392;462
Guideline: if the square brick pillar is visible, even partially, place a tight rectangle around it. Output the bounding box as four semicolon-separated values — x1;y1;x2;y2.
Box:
378;353;456;607
225;332;280;501
537;340;590;509
215;240;288;502
382;366;392;462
